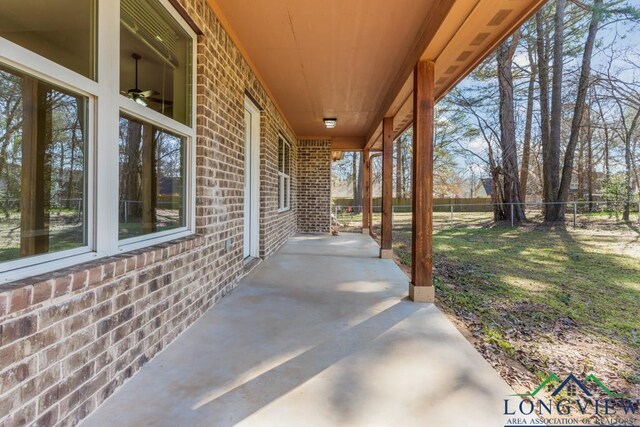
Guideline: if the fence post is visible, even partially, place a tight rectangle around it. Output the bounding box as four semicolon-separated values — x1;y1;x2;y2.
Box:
510;203;514;227
573;201;577;228
450;204;453;223
124;201;128;224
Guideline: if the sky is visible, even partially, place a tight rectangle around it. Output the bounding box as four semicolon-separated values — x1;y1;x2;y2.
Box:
446;3;640;187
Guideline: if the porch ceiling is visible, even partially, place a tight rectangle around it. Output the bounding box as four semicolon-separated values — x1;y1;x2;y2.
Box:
207;0;545;149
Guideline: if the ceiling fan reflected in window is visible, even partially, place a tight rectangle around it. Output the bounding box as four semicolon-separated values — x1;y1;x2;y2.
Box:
122;53;172;108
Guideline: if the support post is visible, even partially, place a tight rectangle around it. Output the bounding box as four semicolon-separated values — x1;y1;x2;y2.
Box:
410;60;435;303
362;149;371;234
380;117;394;259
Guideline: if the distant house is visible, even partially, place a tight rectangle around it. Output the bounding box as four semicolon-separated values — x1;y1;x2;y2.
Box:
474;178;493;198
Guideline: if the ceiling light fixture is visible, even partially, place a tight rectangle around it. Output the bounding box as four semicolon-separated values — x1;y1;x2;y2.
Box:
324;118;337;129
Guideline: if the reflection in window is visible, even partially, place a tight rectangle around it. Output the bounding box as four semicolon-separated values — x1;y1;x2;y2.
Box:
0;0;97;79
118;115;185;240
0;66;87;262
120;0;192;125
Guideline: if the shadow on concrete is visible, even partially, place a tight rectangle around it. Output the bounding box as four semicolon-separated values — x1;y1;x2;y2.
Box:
192;300;424;426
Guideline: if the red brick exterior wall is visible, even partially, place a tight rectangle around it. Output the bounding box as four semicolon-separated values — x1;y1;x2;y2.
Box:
0;1;311;425
297;140;332;233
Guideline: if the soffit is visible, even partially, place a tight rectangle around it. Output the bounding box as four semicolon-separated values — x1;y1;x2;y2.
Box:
368;0;547;150
207;0;545;149
209;0;450;139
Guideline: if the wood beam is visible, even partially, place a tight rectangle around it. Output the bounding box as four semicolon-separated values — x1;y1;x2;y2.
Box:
380;117;393;259
410;60;435;303
331;136;366;151
365;0;455;145
362;149;371;234
369;152;381;238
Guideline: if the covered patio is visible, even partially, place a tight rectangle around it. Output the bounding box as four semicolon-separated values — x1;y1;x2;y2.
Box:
0;0;548;425
83;234;516;427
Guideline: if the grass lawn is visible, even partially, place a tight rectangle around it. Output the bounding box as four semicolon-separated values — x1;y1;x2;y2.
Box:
337;210;640;402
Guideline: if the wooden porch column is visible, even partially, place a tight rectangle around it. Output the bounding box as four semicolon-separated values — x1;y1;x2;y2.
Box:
380;117;393;258
362;149;371;234
410;60;435;303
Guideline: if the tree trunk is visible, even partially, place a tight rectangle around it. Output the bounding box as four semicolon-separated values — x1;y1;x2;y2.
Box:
497;35;526;222
624;136;632;221
544;0;566;222
553;0;603;221
487;143;506;221
536;10;553;216
585;102;595;210
354;153;363;214
520;31;536;204
396;136;403;199
576;131;585;199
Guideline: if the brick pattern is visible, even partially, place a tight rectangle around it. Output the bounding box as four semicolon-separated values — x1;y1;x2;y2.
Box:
259;116;298;257
0;0;299;425
297;140;332;233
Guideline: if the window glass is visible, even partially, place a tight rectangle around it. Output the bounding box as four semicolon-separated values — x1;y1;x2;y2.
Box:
0;65;88;262
278;137;291;210
0;0;97;79
120;0;192;126
118;114;186;240
284;143;290;175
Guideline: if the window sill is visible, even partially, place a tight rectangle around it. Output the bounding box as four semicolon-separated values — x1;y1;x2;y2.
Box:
0;234;205;317
118;228;193;253
277;208;291;214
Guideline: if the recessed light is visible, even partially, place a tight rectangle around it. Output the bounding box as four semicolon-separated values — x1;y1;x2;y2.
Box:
324;118;337;129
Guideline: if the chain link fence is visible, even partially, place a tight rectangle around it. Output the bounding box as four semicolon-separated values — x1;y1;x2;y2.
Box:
332;200;640;233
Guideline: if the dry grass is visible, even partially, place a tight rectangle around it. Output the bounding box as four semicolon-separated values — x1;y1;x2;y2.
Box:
337;210;640;406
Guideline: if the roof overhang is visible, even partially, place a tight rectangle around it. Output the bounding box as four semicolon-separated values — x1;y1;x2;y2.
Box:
366;0;548;150
206;0;547;151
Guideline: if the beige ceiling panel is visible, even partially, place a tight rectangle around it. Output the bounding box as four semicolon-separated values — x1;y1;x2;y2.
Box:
212;0;543;141
212;0;296;50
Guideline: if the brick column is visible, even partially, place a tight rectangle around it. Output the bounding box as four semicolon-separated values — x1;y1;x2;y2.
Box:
297;139;332;233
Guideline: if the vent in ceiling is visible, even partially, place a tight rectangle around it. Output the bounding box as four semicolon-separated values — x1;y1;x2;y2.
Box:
488;9;513;26
445;66;459;75
470;32;490;46
457;51;473;61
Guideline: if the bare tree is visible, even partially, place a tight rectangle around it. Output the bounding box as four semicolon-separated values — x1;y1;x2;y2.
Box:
497;32;526;221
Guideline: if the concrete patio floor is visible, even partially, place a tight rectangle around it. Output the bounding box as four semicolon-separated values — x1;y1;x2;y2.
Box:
83;234;518;427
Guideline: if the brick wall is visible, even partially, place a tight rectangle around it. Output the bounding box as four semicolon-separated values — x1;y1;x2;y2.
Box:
297;140;332;233
0;1;299;425
259;118;297;257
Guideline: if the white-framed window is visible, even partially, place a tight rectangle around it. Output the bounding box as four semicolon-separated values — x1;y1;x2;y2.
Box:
277;137;291;212
0;0;197;282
